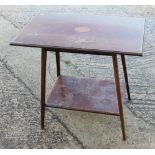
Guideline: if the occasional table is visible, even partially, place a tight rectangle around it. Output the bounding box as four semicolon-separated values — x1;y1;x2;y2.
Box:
10;14;145;140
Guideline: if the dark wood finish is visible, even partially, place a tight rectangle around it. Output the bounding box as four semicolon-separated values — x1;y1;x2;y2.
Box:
41;48;47;129
47;48;115;56
112;54;126;140
10;14;145;56
121;55;131;100
9;14;145;140
46;75;125;116
56;50;60;77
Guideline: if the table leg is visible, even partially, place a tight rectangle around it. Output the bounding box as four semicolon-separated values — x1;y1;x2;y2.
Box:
112;54;126;141
41;48;47;129
121;54;131;100
56;50;60;77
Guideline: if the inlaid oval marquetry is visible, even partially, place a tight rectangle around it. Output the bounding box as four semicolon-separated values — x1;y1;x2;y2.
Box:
74;26;91;33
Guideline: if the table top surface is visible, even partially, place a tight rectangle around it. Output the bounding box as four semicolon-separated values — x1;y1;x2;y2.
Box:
10;14;145;56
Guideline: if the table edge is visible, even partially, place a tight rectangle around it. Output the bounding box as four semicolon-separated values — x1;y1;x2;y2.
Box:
10;42;143;56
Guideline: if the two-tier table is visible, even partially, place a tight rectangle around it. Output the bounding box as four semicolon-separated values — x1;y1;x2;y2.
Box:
10;14;145;140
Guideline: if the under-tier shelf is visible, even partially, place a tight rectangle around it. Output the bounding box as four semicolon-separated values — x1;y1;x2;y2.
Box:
46;75;125;115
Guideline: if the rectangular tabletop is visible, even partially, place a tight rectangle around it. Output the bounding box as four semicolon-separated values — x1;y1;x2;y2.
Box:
10;14;145;56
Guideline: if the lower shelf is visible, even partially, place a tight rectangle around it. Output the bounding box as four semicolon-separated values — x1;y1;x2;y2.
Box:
46;75;125;116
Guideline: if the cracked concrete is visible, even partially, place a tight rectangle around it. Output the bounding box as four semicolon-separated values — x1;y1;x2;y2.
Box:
0;5;155;148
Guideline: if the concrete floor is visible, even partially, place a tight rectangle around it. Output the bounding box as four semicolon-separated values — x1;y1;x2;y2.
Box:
0;5;155;148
